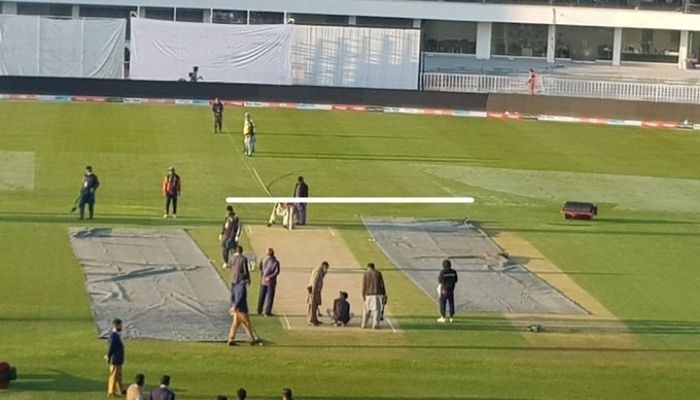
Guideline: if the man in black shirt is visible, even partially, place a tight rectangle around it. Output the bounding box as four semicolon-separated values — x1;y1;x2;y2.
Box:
437;259;458;323
328;291;351;326
212;98;224;133
292;176;309;225
78;165;100;220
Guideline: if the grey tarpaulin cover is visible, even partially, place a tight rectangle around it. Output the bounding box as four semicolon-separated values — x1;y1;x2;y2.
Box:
69;228;238;341
363;218;585;315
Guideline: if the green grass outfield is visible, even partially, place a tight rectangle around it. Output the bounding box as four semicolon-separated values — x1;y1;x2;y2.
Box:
1;101;699;399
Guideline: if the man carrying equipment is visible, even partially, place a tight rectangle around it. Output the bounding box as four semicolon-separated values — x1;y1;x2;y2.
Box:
78;165;100;220
162;166;181;219
212;98;224;133
243;112;256;157
267;202;295;230
219;206;241;269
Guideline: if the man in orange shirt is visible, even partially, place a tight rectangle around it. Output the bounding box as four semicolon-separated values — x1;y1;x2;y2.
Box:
162;166;181;219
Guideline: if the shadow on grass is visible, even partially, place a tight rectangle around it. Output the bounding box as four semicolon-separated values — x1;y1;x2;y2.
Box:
254;151;502;165
11;369;103;393
0;211;221;227
266;131;424;140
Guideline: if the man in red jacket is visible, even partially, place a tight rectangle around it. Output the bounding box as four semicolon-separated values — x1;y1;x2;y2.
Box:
162;166;181;219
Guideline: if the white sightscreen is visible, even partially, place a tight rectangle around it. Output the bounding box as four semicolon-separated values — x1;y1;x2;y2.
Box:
130;18;293;85
0;15;125;78
292;25;421;90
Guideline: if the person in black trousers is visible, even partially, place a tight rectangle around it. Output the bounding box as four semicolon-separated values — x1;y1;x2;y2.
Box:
257;248;280;316
212;98;224;133
78;165;100;220
437;259;458;323
292;176;308;225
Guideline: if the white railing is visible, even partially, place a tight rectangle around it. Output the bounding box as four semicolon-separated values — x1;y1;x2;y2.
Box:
421;73;700;104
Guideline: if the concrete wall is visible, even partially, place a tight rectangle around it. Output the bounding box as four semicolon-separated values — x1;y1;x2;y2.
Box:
487;93;700;122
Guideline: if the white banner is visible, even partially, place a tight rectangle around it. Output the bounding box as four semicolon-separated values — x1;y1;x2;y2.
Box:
130;18;293;85
0;15;125;78
292;25;420;90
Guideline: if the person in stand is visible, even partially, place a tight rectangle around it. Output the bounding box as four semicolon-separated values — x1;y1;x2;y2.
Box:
106;318;125;397
307;261;329;326
162;166;181;219
224;245;261;346
148;375;175;400
126;373;145;400
257;248;281;316
78;165;100;220
243;112;256;157
437;259;458;323
219;206;241;269
527;69;538;95
361;263;387;329
212;98;224;133
293;176;309;226
327;291;352;327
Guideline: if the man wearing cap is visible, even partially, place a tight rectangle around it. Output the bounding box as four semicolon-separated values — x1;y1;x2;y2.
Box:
78;165;100;220
212;97;224;133
243;112;256;157
106;318;125;397
162;167;181;219
292;176;309;226
219;206;241;269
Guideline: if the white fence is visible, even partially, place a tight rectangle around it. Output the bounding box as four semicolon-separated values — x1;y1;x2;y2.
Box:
421;73;700;105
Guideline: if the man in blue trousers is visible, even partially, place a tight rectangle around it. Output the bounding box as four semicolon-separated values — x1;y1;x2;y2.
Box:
257;248;280;316
78;165;100;220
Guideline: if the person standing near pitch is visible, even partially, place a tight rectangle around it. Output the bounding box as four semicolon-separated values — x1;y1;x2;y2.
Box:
243;112;256;157
212;97;224;133
106;318;125;397
224;246;261;346
78;165;100;220
257;248;280;316
162;166;181;219
219;206;241;269
307;261;329;326
437;259;458;323
361;263;387;329
293;176;309;225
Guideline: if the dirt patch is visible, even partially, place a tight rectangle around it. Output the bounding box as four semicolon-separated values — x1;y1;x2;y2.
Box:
245;225;399;332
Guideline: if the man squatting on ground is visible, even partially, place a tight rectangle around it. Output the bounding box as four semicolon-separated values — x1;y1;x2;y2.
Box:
79;165;100;220
257;248;280;316
224;245;260;345
437;259;458;323
293;176;308;225
243;112;256;157
220;206;241;269
106;318;125;397
162;166;181;219
268;202;295;230
328;291;351;327
362;263;387;329
307;261;330;326
212;97;224;133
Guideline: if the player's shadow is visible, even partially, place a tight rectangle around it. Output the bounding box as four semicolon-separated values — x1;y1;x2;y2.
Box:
10;369;103;393
266;131;423;140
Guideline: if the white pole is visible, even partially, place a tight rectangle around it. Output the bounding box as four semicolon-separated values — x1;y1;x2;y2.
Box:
226;197;475;204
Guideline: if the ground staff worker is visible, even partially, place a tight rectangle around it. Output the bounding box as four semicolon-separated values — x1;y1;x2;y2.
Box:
243;112;256;157
361;263;386;329
437;259;458;323
162;166;181;219
212;98;224;133
219;206;241;269
78;165;100;220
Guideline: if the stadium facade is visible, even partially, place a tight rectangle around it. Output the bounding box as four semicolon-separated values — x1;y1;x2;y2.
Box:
2;0;700;69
